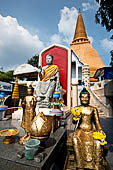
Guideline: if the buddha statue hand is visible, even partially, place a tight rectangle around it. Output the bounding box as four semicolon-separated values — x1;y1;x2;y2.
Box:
93;130;107;146
97;129;106;137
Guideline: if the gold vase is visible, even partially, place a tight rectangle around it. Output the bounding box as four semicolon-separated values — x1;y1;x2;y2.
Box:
31;112;52;142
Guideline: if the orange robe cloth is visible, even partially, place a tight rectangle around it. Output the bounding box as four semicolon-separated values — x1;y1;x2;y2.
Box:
41;65;59;82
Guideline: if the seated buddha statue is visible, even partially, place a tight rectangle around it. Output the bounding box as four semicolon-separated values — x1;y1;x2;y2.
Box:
72;88;107;170
36;53;60;107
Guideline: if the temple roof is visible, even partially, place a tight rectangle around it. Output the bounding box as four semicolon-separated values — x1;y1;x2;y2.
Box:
13;64;38;78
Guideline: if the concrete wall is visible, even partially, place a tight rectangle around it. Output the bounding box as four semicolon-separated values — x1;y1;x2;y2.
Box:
91;80;113;117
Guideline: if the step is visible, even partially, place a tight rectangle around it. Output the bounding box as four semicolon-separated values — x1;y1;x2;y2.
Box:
90;93;106;117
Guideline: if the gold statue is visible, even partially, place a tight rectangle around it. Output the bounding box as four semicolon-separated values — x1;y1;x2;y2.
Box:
19;86;37;144
72;88;107;170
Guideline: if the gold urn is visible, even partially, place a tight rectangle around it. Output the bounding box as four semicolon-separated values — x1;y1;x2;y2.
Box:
30;112;52;142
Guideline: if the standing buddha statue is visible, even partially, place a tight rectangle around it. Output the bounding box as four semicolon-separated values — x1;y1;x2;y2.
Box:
19;85;37;144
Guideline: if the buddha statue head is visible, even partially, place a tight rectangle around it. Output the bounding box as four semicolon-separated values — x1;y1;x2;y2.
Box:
46;54;54;65
79;88;90;106
27;85;33;96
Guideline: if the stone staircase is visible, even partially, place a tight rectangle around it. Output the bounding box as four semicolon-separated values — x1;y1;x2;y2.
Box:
89;92;106;117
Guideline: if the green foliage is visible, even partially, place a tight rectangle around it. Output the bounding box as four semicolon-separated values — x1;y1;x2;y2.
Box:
95;0;113;32
110;50;113;67
27;55;39;68
95;0;113;66
0;70;14;82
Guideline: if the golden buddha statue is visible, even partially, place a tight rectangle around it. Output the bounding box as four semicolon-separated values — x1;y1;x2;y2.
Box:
72;88;107;170
19;85;37;144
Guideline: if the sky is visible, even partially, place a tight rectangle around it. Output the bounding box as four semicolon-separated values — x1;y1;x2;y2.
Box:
0;0;113;72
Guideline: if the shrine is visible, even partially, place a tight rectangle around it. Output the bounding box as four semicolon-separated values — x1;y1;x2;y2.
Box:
0;9;111;170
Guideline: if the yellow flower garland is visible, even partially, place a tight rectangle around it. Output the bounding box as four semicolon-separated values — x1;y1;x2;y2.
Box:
100;141;107;145
72;106;81;121
72;107;81;116
73;117;80;121
93;131;106;140
93;131;107;145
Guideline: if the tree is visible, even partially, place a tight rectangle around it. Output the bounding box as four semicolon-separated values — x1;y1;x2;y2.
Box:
95;0;113;67
0;70;14;82
27;54;39;68
110;50;113;66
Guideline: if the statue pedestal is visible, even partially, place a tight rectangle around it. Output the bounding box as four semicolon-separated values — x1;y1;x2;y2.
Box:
0;119;67;170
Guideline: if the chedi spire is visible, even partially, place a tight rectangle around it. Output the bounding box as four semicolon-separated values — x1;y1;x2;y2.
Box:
71;10;89;45
70;10;105;77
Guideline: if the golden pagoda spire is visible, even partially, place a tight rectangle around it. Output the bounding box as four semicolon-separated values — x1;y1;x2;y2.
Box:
70;9;105;78
71;10;89;45
12;76;19;99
